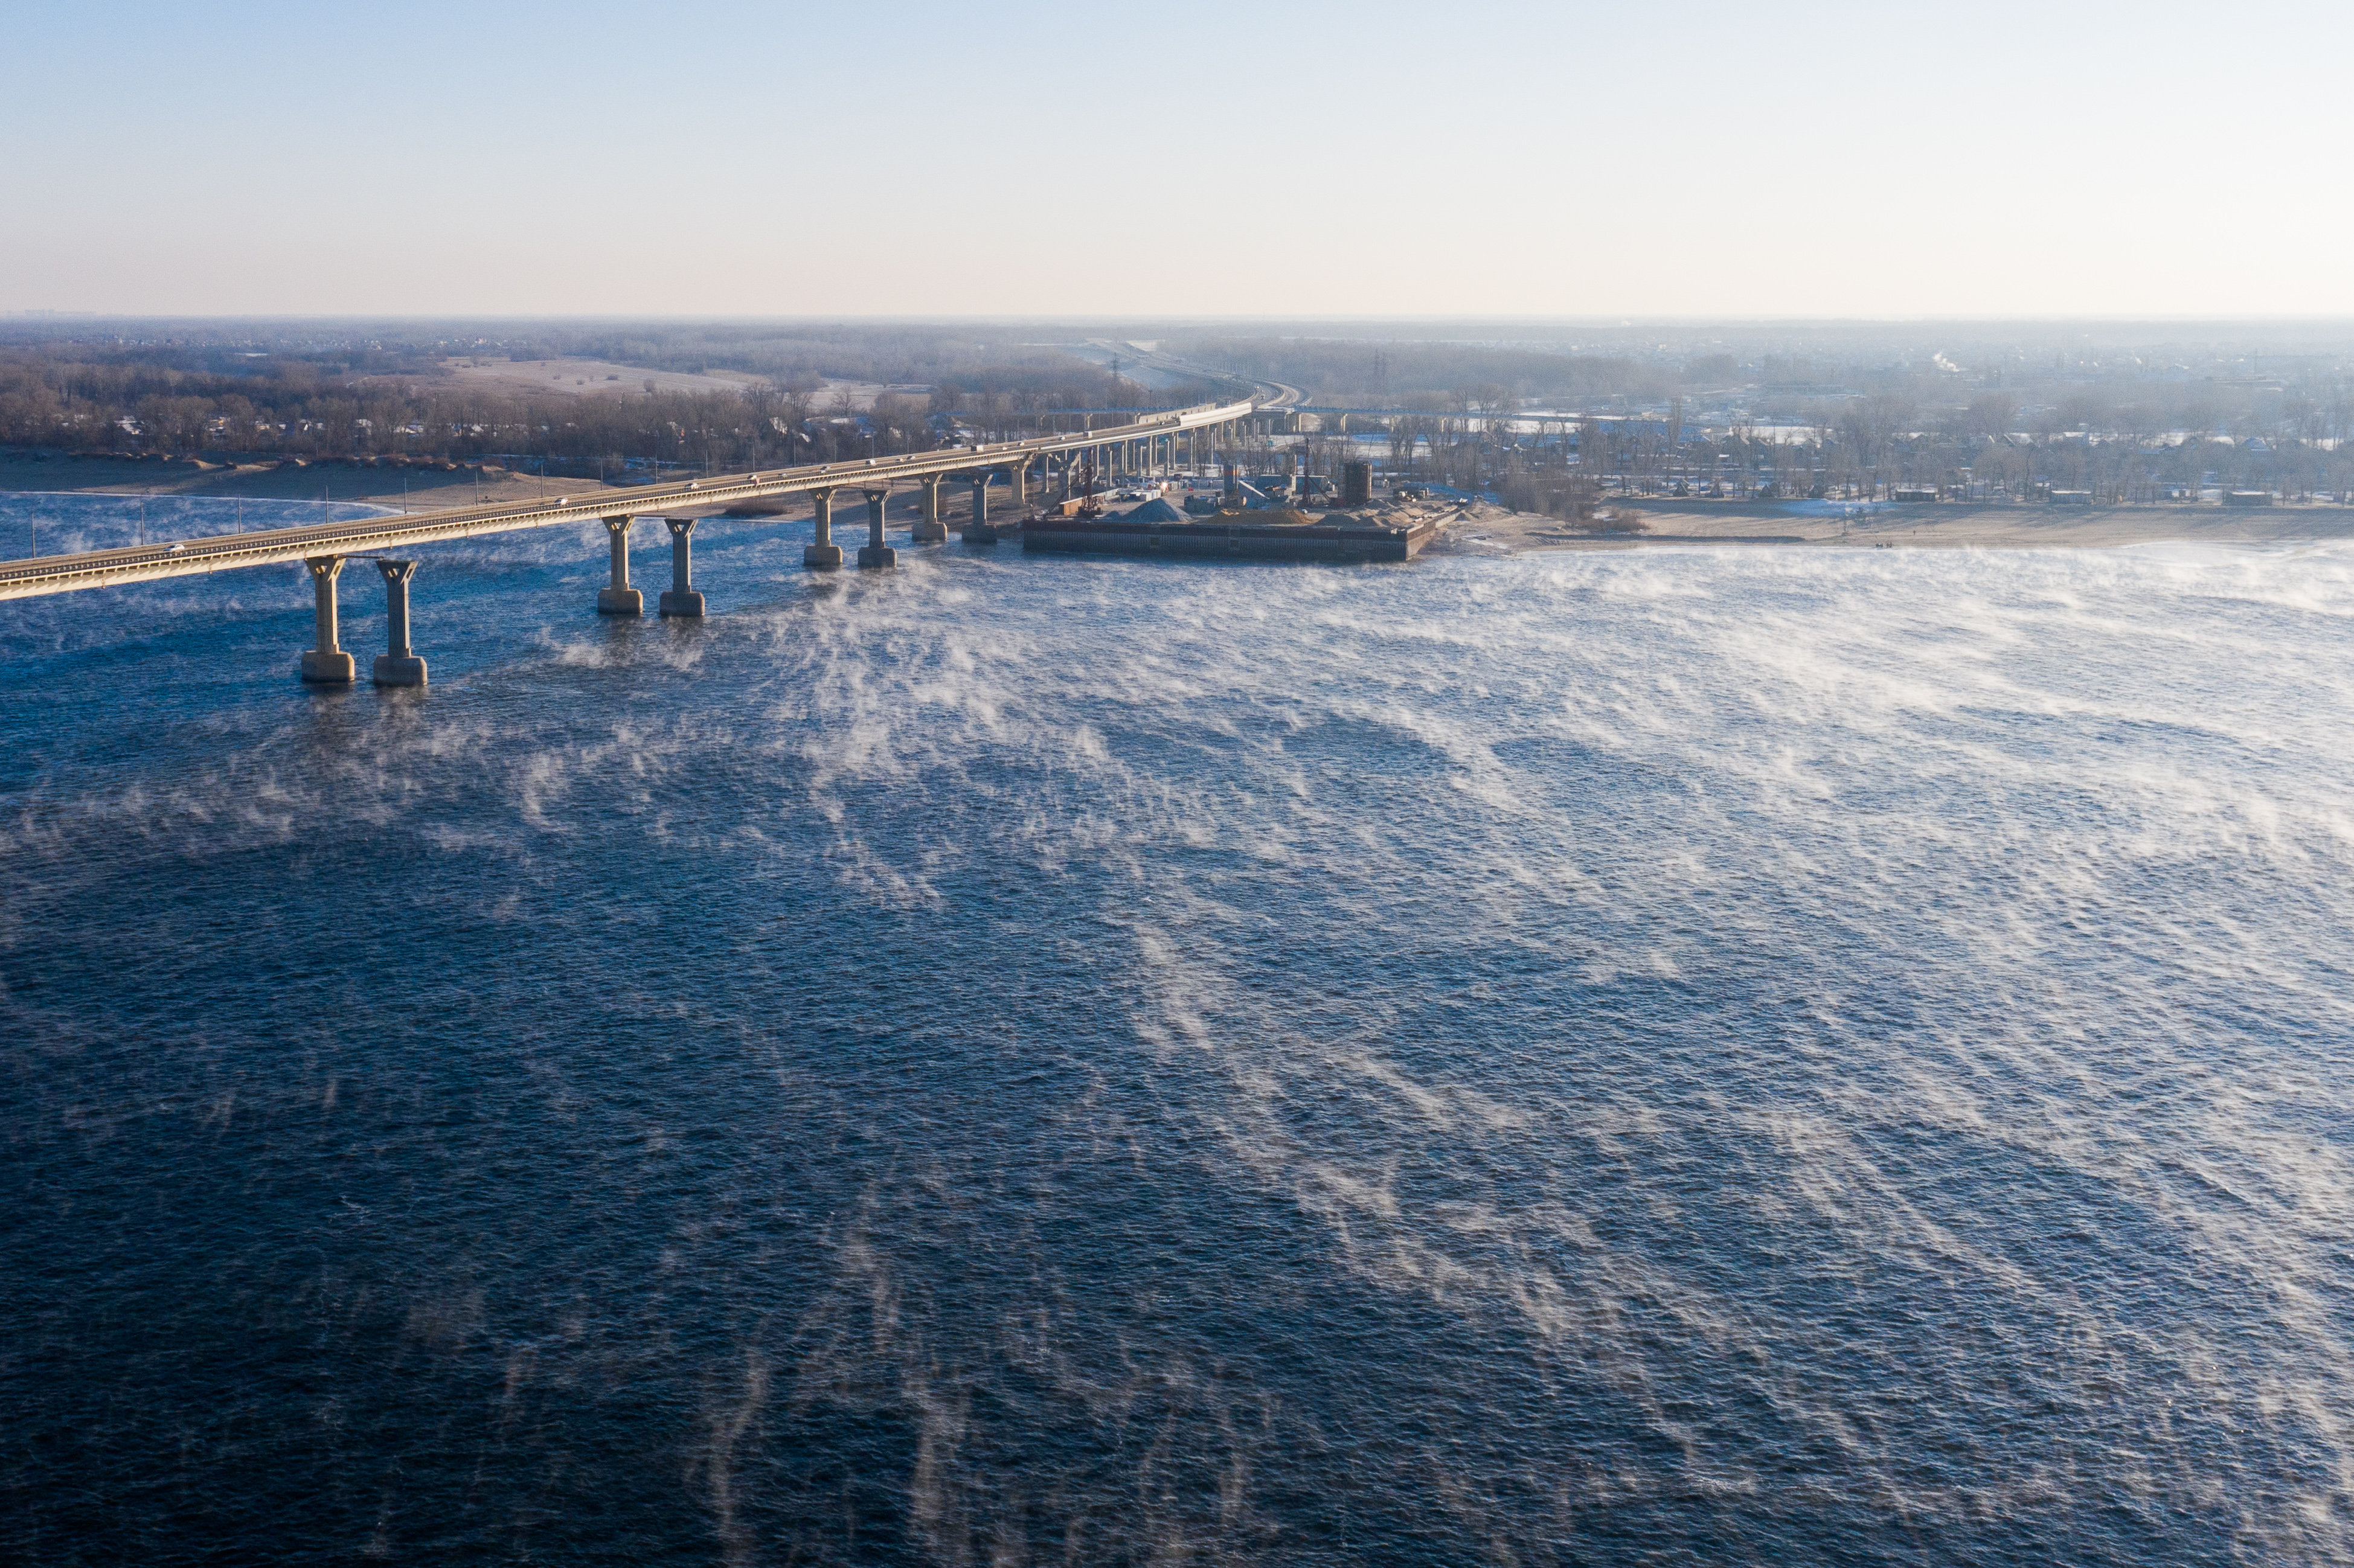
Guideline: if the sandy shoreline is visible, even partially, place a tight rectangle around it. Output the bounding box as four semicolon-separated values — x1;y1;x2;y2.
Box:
1428;496;2354;554
0;451;609;515
0;451;969;534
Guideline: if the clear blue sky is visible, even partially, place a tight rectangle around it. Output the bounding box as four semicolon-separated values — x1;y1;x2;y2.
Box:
3;0;2346;318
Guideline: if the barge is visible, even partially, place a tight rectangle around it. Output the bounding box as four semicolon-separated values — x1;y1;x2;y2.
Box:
1021;507;1436;564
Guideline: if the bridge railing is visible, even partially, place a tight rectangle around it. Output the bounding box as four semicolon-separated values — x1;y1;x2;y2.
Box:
0;398;1259;601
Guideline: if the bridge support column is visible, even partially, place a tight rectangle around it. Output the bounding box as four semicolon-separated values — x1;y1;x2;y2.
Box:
913;476;948;543
660;517;705;616
804;487;842;569
856;487;896;569
963;475;996;543
300;556;356;683
372;558;426;686
597;515;642;614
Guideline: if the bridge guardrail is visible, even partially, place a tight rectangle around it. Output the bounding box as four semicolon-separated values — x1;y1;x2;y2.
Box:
0;399;1257;599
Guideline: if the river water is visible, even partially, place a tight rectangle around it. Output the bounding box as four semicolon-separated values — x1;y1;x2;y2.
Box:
5;493;2353;1564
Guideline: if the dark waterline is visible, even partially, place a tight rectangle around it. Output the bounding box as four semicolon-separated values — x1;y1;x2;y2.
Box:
6;496;2353;1564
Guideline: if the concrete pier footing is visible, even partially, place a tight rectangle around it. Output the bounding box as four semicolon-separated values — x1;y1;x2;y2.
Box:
961;475;999;543
598;516;643;613
805;488;843;569
660;516;705;615
300;556;357;683
371;558;426;687
857;488;896;569
912;476;948;543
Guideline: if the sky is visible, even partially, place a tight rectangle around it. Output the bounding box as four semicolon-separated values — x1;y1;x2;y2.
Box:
2;0;2347;320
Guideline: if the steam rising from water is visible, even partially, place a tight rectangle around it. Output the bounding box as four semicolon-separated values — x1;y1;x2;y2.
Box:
4;494;2352;1563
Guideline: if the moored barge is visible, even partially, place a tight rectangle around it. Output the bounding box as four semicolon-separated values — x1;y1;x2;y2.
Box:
1021;508;1435;564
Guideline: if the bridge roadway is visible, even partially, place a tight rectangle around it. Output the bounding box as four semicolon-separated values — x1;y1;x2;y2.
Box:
0;398;1256;604
0;397;1262;686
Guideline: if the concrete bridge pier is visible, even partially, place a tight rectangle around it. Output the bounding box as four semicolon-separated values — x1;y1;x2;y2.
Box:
963;475;995;542
913;476;948;543
300;555;356;683
805;487;843;569
856;488;896;569
371;558;426;686
597;516;643;614
659;517;705;616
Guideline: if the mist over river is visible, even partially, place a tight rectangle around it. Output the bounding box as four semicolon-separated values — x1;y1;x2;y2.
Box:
5;493;2353;1565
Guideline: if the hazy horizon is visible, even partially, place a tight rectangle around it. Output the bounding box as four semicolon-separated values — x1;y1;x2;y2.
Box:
7;0;2349;319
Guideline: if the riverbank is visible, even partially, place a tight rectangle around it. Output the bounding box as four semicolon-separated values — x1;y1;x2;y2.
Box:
14;452;2354;557
1438;495;2354;552
0;450;605;514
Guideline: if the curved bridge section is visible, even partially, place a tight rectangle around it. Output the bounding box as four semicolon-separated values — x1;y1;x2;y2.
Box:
0;399;1257;603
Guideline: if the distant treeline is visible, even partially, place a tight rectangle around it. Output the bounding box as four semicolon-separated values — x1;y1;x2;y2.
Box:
12;320;2354;499
1166;336;1676;408
1163;336;1713;409
0;325;1225;469
1358;394;2354;504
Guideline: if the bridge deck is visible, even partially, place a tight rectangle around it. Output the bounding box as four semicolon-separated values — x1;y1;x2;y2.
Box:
0;400;1256;601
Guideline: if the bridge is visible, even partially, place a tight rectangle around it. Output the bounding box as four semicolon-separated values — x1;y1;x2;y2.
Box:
0;398;1260;687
